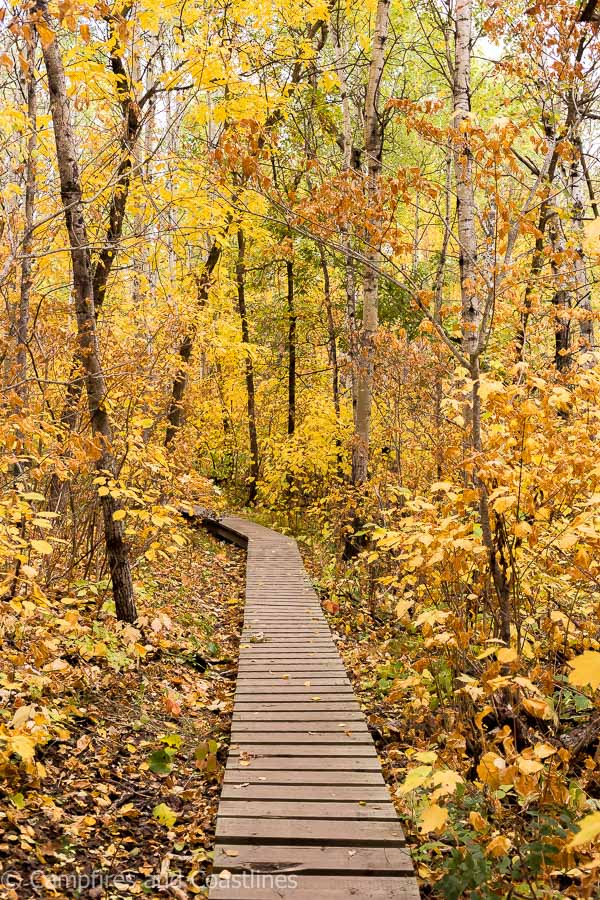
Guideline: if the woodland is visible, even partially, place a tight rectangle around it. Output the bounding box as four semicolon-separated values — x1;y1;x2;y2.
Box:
2;0;600;896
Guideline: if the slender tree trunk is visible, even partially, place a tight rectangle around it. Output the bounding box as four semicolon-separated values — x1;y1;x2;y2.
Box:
432;154;452;480
286;260;297;436
37;2;137;623
236;230;259;503
470;358;511;645
319;245;340;418
48;16;144;511
164;242;221;445
351;0;390;486
16;38;37;406
515;145;558;363
453;0;480;358
332;15;358;416
570;126;596;365
548;211;572;372
453;0;511;643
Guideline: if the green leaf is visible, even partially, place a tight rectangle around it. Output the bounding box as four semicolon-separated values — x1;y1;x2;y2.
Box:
161;733;183;749
148;749;173;774
10;793;25;809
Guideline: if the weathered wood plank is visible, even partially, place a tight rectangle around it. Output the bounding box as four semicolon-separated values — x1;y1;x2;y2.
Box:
223;769;386;786
220;785;391;802
218;800;398;821
227;756;382;771
208;875;419;899
231;732;372;745
234;712;366;723
216;818;405;846
212;843;414;875
229;745;378;758
232;719;369;730
236;678;352;688
233;702;363;713
233;694;357;703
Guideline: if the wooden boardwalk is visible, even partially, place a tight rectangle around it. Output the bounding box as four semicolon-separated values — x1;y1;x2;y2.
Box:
199;512;420;900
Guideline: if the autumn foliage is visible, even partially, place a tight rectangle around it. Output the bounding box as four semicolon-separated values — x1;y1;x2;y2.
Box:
1;0;600;895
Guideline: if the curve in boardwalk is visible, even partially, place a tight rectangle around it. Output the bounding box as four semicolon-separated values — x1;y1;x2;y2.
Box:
199;512;421;900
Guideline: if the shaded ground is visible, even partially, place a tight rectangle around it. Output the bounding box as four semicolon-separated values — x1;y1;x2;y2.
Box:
0;528;245;899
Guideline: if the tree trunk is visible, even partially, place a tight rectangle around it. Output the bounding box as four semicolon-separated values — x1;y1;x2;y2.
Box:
16;38;38;406
570;127;596;365
453;0;480;358
236;230;259;503
351;0;390;486
548;212;572;372
286;260;297;436
453;0;511;643
37;1;137;624
48;16;144;512
432;154;452;480
319;245;340;418
332;14;360;420
470;358;512;645
515;144;558;364
164;241;221;445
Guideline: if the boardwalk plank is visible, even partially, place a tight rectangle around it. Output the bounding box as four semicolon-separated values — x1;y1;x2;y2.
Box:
231;732;372;744
227;756;382;771
229;745;378;758
212;844;413;875
233;719;369;730
216;818;405;846
221;785;392;801
223;770;387;786
218;800;398;821
208;876;419;899
194;511;420;900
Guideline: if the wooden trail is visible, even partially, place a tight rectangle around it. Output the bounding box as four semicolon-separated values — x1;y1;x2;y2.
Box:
197;512;421;900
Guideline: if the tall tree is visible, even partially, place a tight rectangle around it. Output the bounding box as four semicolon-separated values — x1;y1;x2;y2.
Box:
35;1;137;623
351;0;391;486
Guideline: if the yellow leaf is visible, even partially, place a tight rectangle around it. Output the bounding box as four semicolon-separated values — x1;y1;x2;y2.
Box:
152;803;177;828
98;486;110;496
492;495;517;514
36;22;55;48
31;539;53;555
533;742;556;760
517;757;544;775
396;765;432;795
522;697;553;720
9;734;36;761
568;651;600;691
513;521;531;538
497;647;518;664
486;835;512;857
395;598;414;620
418;803;448;834
112;509;126;521
568;811;600;849
477;752;506;788
431;769;463;800
413;751;437;764
469;811;488;832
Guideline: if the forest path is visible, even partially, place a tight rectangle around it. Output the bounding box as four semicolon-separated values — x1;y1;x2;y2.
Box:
190;510;421;899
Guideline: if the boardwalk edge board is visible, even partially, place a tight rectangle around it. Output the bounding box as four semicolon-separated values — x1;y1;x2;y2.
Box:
188;508;420;899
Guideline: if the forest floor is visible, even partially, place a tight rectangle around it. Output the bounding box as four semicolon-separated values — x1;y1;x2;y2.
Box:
0;528;245;900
